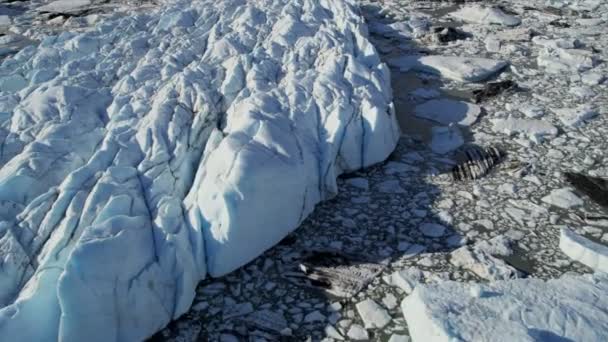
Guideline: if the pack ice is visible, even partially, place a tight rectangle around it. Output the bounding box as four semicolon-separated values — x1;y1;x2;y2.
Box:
0;0;399;340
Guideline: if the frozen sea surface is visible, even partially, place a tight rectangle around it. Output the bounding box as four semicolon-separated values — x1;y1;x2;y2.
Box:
0;0;398;340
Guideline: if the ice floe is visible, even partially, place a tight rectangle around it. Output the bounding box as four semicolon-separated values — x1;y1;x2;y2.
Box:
402;273;608;342
491;118;558;142
414;99;481;126
389;56;508;82
429;126;464;154
541;188;584;209
560;228;608;273
451;5;522;27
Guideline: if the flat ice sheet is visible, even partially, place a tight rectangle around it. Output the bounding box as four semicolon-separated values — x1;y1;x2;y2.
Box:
402;273;608;342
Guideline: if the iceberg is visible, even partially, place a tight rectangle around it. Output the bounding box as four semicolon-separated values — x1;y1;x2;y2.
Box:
0;0;399;340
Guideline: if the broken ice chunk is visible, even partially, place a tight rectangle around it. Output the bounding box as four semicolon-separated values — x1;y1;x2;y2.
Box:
551;106;598;127
419;223;447;238
450;245;521;281
538;48;598;73
430;126;464;154
356;299;391;329
560;228;608;273
491;118;557;142
451;5;521;27
414;99;481;126
517;104;545;118
410;88;440;100
541;188;583;209
389;56;508;82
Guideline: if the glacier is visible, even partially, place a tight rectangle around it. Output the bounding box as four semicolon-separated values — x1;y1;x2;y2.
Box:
0;0;399;340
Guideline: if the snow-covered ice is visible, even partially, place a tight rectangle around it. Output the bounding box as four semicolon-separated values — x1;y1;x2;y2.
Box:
402;273;608;342
451;5;521;27
0;0;399;340
560;228;608;273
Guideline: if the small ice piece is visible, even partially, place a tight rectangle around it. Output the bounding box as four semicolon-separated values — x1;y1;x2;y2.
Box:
532;37;579;50
541;188;583;209
325;325;344;340
410;88;440;100
451;5;521;27
538;48;598;73
430;126;464;154
402;244;426;259
389;56;508;82
495;28;533;42
356;299;391;329
517;104;545;118
559;228;608;273
402;273;608;342
376;179;406;194
491;118;558;141
37;0;93;13
414;99;481;126
347;324;369;340
485;37;501;52
345;178;369;191
0;15;10;27
581;72;605;86
419;223;446;238
388;334;410;342
551;106;598;127
450;245;520;281
387;267;424;294
304;310;326;323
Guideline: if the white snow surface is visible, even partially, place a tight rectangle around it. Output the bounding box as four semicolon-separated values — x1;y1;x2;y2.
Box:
0;0;399;340
560;228;608;273
402;273;608;342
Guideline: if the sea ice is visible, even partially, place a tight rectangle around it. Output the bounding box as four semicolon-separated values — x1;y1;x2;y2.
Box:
551;106;599;127
356;299;391;329
491;118;558;142
560;228;608;273
450;5;521;27
541;188;583;209
450;244;520;281
402;273;608;342
429;126;464;154
414;99;481;126
419;223;447;238
389;56;508;82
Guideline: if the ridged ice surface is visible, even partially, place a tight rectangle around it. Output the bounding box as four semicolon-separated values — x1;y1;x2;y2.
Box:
0;0;399;340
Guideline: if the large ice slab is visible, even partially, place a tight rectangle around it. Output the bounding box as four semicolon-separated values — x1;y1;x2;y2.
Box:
560;228;608;273
450;5;521;27
402;273;608;342
389;56;508;82
0;0;399;340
